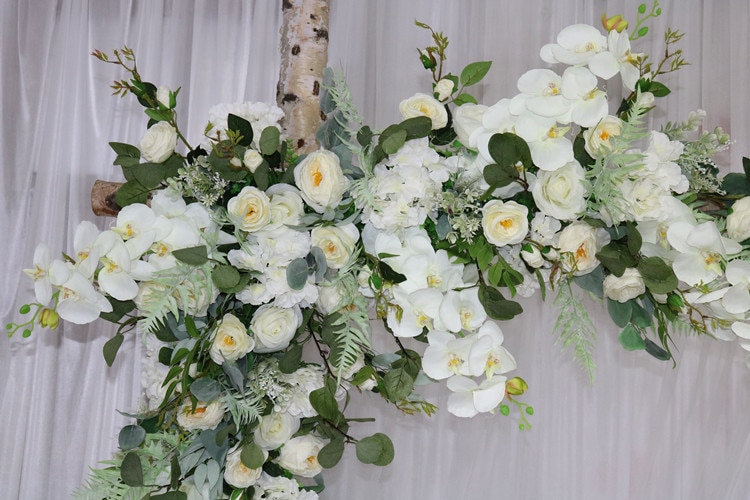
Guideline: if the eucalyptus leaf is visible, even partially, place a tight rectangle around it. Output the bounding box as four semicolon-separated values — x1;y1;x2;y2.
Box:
190;378;222;402
172;246;209;266
381;128;408;155
120;452;144;486
212;264;241;292
486;132;532;169
118;424;146;451
103;333;124;367
399;116;432;140
607;299;633;328
259;126;281;155
318;438;345;469
355;433;395;466
309;385;340;421
287;258;310;290
644;338;671;361
240;442;266;469
619;324;646;351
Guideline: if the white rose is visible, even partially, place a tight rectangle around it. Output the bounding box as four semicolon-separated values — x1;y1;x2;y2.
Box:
727;197;750;242
294;150;349;213
227;186;271;232
583;115;622;157
316;282;343;315
482;200;529;247
254;411;301;450
453;104;488;148
243;149;264;172
209;313;255;364
266;184;304;228
156;86;172;108
176;400;225;431
399;93;448;130
521;245;545;268
224;445;266;488
557;221;610;275
434;78;455;101
532;161;587;221
311;223;359;269
139;121;177;163
251;305;302;353
603;267;646;303
276;435;327;478
255;473;303;498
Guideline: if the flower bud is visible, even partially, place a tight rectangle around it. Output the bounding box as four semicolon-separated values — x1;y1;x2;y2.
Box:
39;308;60;330
506;376;528;396
667;293;684;312
602;13;629;32
419;49;437;70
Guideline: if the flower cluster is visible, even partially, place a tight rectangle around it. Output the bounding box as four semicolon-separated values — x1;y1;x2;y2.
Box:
10;3;750;498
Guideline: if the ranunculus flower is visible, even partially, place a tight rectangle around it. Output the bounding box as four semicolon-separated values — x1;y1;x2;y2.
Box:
250;305;302;353
434;78;455;101
243;148;264;172
209;313;254;364
727;197;750;242
224;445;265;488
603;267;645;302
176;400;225;430
399;93;448;130
311;223;359;269
294;149;349;213
227;186;271;232
557;221;610;275
481;200;529;247
254;411;301;450
532;160;587;221
138;121;177;163
276;435;327;478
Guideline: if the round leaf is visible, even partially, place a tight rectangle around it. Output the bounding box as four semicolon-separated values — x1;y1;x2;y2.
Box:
118;424;146;450
355;433;395;466
318;438;345;469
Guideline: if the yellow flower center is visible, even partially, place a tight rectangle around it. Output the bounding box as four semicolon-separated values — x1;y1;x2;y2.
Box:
222;335;236;347
500;218;514;230
312;169;324;187
448;354;463;374
576;243;588;260
427;273;442;288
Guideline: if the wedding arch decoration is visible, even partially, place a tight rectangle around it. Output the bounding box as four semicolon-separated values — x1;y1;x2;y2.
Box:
8;2;750;498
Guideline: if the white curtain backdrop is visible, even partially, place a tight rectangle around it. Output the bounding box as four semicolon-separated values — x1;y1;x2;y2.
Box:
2;1;749;499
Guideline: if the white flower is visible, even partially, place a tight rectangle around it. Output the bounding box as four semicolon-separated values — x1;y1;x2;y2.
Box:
446;375;508;418
224;445;266;488
254;411;301;451
244;149;264;172
280;366;325;418
423;331;474;380
529;212;562;245
266;184;305;229
603;268;646;303
560;66;608;127
521;245;545;268
557;221;610;275
468;322;517;379
254;472;313;500
386;286;443;338
23;244;56;305
95;232;140;301
511;69;571;119
310;223;359;269
49;262;112;324
481;200;529;247
515;113;574;171
156;86;172;108
176;400;225;431
722;260;750;315
438;288;487;333
434;78;455;101
138;121;177;163
540;24;608;66
251;305;302;353
583;115;622;157
294;149;349;213
532;160;587;220
453;104;487;148
276;435;327;478
316;282;343;315
727;197;750;242
399;93;448;129
209;313;255;364
667;221;742;286
589;29;642;90
206;101;284;150
227;186;271;232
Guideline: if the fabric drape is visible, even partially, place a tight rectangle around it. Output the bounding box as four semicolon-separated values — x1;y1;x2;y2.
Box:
2;1;749;499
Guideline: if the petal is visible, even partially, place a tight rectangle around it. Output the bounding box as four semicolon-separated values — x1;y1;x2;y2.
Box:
723;286;750;315
57;299;102;324
588;51;620;80
99;270;139;301
473;376;507;413
530;137;575;171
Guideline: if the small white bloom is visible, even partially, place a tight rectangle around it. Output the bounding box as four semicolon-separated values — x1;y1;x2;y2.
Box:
176;400;225;431
727;197;750;242
583;115;623;157
434;78;455;101
254;411;301;451
209;313;255;364
251;305;302;353
482;200;529;247
138;121;177;163
399;93;448;129
243;148;264;172
294;149;349;213
603;268;646;303
276;435;327;478
156;86;172;108
23;244;56;305
227;186;271;232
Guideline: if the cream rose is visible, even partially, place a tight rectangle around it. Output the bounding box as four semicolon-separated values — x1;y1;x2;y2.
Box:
176;400;225;431
266;184;305;229
276;435;327;478
482;200;529;247
243;148;264;172
156;86;172;108
583;115;622;157
139;121;177;163
434;78;455;101
316;282;343;315
603;267;646;303
532;160;587;221
224;445;266;488
227;186;271;232
209;313;254;364
557;221;610;275
453;104;488;148
254;411;301;451
399;93;448;130
727;197;750;242
250;305;302;353
294;149;349;213
311;223;359;269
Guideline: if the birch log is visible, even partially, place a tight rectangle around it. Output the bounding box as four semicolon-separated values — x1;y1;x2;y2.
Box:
91;0;330;215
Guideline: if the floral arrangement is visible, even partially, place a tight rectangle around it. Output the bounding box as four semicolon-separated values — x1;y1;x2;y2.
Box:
9;2;750;498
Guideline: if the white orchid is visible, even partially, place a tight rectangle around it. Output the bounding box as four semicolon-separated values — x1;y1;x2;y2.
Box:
588;29;642;90
722;260;750;315
510;69;571;120
23;244;57;305
438;288;487;333
446;374;508;418
560;66;608;127
515;113;574;171
540;24;608;67
667;221;742;286
422;330;475;380
387;286;444;338
49;261;112;324
468;322;518;379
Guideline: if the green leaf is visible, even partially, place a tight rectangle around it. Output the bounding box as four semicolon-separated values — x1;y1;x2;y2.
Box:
381;128;408;155
259;127;281;155
212;264;241;292
607;299;633;328
619;324;646;351
355;433;395;466
114;179;151;207
131;162;167;189
109;142;141;158
453;93;478;106
103;333;124;367
486;132;531;169
287;258;310;290
626;223;642;255
357;126;373;148
190;377;222;402
118;424;146;450
379;262;407;284
172;245;209;266
742;156;750;178
144;108;173;123
596;242;636;277
460;61;492;87
151;493;188;500
722;172;750;195
384;367;414;402
647;81;670;97
120;452;144;486
644;337;671;360
99;297;136;323
279;344;303;374
228;114;254;147
638;256;678;294
399;116;432;140
318;438;345;469
240;442;266;469
483;163;518;189
309;385;340;421
478;284;523;321
253;161;270;191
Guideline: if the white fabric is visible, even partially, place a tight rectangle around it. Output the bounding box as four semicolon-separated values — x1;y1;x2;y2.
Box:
2;1;749;499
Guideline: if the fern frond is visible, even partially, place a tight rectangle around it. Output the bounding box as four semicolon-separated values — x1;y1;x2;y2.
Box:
222;390;265;428
553;280;597;384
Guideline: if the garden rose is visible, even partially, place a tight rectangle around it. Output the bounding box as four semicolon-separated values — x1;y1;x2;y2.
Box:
209;313;254;364
276;435;327;478
176;400;225;431
227;185;271;232
254;411;301;450
557;221;610;275
224;445;265;488
250;305;302;353
532;160;587;221
311;223;359;268
583;115;622;157
138;121;177;163
266;184;305;229
603;267;645;303
727;197;750;242
243;148;264;172
481;200;529;247
294;149;349;213
399;93;448;129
